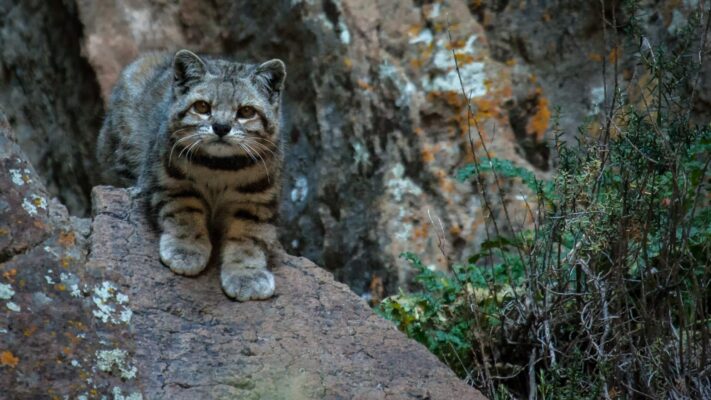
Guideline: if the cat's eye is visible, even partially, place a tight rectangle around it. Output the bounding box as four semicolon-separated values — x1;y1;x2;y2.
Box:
192;101;211;115
237;106;256;119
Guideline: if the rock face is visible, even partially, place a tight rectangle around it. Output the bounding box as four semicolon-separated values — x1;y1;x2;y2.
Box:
73;0;547;295
0;121;484;399
0;0;104;215
2;0;707;298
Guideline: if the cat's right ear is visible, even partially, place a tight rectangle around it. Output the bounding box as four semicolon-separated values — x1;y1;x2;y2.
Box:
173;50;207;92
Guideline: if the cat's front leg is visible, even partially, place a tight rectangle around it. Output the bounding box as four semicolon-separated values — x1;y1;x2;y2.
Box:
220;207;278;301
154;189;212;276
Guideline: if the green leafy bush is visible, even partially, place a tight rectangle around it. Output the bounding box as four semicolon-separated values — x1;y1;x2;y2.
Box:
378;3;710;399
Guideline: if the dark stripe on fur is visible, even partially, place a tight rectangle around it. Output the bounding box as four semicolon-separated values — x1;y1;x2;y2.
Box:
236;176;273;193
163;206;204;219
152;189;204;210
172;144;260;171
226;233;271;252
233;209;262;222
164;157;187;180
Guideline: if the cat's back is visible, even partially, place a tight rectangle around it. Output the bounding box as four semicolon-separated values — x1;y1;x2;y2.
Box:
97;52;173;186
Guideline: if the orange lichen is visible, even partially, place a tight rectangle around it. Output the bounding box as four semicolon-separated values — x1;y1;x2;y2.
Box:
342;57;353;70
471;97;499;120
23;325;37;337
60;257;71;269
439;175;456;194
449;224;462;237
3;269;17;282
64;332;81;346
0;228;8;237
588;52;603;62
58;231;75;247
608;47;621;64
356;79;372;91
409;44;435;70
454;53;475;65
407;24;422;37
421;145;436;163
432;21;447;33
0;351;19;367
427;91;466;108
67;320;87;330
445;38;467;50
526;92;551;140
413;224;429;240
55;283;66;291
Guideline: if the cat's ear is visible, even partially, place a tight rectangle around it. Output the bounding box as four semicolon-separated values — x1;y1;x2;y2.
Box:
253;59;286;101
173;50;207;91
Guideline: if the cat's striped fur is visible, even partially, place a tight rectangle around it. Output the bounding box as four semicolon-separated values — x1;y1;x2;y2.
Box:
97;50;285;301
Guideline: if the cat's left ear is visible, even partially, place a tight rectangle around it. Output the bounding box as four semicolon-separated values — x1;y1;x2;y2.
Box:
173;49;207;93
253;59;286;102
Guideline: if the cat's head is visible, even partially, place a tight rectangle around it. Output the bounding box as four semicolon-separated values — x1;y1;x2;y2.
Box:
167;50;285;158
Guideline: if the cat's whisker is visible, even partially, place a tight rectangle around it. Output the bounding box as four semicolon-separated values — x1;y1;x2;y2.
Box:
244;139;277;157
240;143;270;181
242;142;271;183
169;133;201;165
185;139;202;176
239;143;258;163
177;136;202;159
249;137;281;153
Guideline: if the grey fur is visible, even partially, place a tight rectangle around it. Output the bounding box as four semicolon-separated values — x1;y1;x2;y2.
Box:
97;50;285;301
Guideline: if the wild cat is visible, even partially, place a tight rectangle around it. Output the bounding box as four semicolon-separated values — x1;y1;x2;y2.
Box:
97;50;285;301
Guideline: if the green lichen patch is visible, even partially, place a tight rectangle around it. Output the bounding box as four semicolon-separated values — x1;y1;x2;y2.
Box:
95;348;138;380
0;283;15;300
92;281;133;324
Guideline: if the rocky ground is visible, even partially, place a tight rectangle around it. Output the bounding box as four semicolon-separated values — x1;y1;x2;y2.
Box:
0;118;484;399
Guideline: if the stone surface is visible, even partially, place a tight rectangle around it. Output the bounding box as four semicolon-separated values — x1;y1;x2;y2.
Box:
0;115;140;398
0;120;484;399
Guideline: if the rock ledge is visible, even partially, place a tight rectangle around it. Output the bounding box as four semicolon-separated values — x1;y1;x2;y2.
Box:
0;124;483;399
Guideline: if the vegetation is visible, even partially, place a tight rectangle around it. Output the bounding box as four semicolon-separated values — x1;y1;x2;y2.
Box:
378;3;710;399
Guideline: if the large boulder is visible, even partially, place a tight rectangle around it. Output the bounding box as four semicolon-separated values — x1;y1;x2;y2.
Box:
0;119;484;399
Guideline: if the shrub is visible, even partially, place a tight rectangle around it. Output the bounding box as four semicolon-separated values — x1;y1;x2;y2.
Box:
378;3;710;398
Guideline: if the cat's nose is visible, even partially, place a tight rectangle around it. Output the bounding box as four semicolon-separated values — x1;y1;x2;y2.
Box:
212;123;231;137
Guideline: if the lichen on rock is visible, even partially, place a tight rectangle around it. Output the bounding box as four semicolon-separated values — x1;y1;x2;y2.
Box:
95;349;138;380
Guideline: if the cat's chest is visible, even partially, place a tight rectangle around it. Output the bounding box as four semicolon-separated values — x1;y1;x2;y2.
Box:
194;173;241;209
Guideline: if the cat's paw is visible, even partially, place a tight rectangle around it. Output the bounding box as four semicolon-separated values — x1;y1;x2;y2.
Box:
221;269;275;301
159;233;211;276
